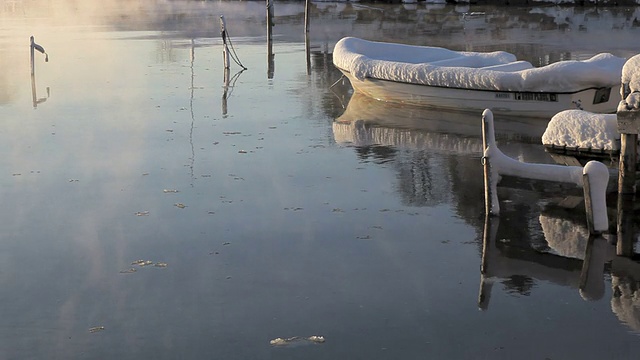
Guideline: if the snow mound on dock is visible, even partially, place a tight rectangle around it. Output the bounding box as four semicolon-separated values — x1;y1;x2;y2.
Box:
541;110;619;150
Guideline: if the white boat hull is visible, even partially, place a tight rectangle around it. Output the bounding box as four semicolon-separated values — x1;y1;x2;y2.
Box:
341;71;620;118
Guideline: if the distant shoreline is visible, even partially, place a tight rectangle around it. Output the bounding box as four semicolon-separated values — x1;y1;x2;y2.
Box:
358;0;637;6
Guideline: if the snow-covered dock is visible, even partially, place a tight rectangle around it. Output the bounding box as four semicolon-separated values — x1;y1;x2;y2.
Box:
482;109;609;234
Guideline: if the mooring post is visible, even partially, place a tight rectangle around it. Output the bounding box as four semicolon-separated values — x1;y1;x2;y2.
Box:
30;36;35;75
481;109;499;216
582;161;610;235
616;193;635;257
266;0;274;79
30;36;47;76
617;55;640;195
219;16;230;70
304;0;311;75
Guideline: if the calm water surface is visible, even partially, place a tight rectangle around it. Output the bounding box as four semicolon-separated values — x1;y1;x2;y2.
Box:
2;1;640;359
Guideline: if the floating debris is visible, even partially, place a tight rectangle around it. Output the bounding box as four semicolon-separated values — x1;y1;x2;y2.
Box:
89;326;105;333
207;211;215;215
163;189;179;193
332;208;344;213
238;150;247;154
308;336;325;343
135;211;150;216
131;260;153;267
270;336;325;346
356;235;371;240
222;242;231;246
223;131;241;135
154;262;168;268
119;268;137;274
68;179;79;182
174;203;186;209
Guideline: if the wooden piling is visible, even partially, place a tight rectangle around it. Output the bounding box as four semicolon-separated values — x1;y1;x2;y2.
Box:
30;36;35;76
616;193;635;257
582;173;595;235
304;0;311;75
220;16;230;70
617;81;640;195
481;110;499;216
618;132;637;194
267;0;274;79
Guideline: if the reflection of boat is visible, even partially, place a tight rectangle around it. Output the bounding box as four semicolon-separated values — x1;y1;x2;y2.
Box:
332;37;625;117
333;92;552;162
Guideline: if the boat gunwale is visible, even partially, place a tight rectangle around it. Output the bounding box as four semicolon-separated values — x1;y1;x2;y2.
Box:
336;67;616;96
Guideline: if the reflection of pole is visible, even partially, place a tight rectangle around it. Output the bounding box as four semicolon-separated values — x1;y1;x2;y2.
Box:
305;0;311;75
267;0;274;79
31;74;37;107
478;215;499;310
222;67;230;116
220;16;230;69
617;194;635;257
579;236;607;301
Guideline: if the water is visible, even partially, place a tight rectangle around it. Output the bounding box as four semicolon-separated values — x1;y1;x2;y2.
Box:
2;1;640;359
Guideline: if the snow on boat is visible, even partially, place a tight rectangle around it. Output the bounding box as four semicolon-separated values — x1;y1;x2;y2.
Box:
332;37;626;117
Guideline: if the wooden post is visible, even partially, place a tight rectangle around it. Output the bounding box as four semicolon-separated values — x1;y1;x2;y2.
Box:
617;83;640;195
30;36;47;75
30;36;35;76
304;0;310;35
481;110;499;216
220;16;230;70
582;173;595;235
616;193;635;257
618;133;637;194
267;0;274;79
304;0;311;75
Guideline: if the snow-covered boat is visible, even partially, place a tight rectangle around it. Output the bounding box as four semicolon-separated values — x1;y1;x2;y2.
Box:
332;37;626;117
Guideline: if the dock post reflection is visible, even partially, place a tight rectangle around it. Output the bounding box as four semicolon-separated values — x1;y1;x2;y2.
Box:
30;73;49;108
222;67;230;116
478;215;499;310
478;211;610;309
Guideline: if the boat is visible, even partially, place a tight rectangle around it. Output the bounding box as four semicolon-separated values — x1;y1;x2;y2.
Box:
332;37;626;117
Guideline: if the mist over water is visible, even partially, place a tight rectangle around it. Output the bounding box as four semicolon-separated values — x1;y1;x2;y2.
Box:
2;1;640;359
